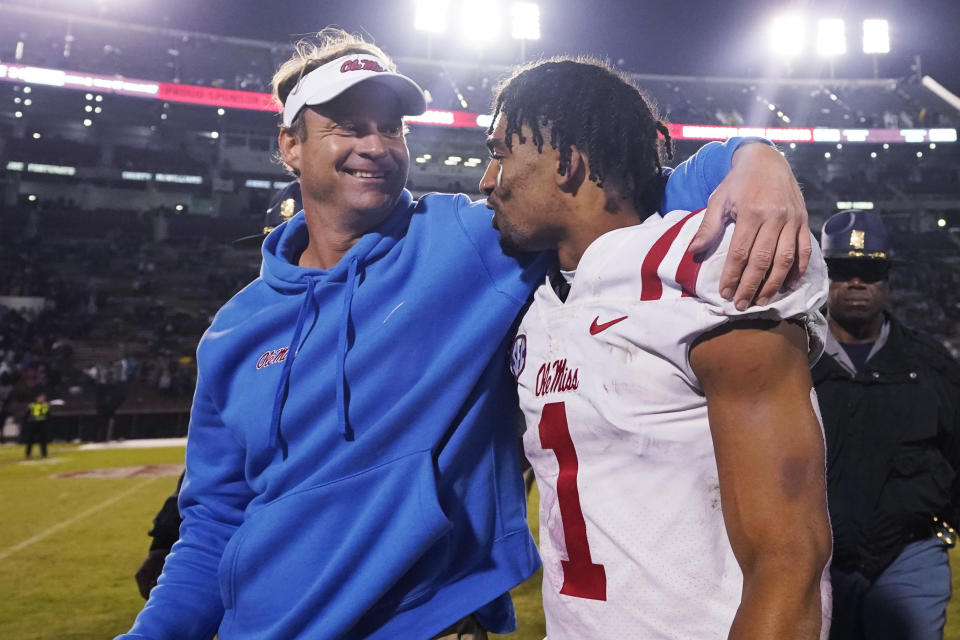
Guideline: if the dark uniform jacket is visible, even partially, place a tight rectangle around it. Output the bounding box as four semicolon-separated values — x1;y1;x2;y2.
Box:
812;313;960;580
148;472;184;552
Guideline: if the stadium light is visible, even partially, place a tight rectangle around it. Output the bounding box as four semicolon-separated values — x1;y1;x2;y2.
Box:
462;0;501;42
862;19;889;54
511;2;541;41
415;0;449;34
863;18;889;77
768;14;805;56
816;18;846;56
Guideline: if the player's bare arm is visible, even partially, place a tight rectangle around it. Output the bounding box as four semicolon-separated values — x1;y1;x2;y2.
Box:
690;141;811;311
690;319;831;640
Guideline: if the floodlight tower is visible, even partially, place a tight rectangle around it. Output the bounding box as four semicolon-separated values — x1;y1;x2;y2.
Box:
769;14;805;57
862;19;890;78
414;0;450;59
511;2;541;61
768;14;804;77
816;18;846;78
460;0;502;58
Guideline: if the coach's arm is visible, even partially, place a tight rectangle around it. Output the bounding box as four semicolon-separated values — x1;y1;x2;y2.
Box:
690;319;831;640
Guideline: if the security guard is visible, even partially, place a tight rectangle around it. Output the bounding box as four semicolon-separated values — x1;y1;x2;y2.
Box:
813;210;960;640
24;393;51;458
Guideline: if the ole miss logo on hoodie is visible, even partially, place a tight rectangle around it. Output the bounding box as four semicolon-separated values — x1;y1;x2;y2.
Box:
257;347;289;369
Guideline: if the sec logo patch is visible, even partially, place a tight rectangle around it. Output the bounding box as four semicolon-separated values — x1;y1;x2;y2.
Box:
509;334;527;379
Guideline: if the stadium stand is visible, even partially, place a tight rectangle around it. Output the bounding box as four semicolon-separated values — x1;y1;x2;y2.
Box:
1;4;958;443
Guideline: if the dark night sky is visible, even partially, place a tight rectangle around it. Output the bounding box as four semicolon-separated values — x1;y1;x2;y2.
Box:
8;0;960;91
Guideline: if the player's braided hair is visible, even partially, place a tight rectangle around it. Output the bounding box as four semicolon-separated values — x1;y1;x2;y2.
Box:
489;57;673;214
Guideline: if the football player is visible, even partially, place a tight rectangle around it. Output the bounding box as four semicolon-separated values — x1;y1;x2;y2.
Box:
483;57;833;639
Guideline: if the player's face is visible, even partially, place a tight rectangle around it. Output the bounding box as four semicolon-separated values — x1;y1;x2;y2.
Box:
279;82;409;229
480;115;565;255
826;259;889;324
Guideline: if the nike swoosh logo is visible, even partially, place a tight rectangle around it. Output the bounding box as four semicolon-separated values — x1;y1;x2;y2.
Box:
590;315;628;335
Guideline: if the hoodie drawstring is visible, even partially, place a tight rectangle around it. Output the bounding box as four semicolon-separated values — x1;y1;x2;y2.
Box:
268;259;361;457
269;278;320;458
336;257;361;440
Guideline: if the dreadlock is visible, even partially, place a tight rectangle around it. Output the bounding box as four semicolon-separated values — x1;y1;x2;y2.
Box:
489;56;673;214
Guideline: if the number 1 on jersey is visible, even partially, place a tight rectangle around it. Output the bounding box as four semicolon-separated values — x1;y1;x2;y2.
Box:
539;401;607;601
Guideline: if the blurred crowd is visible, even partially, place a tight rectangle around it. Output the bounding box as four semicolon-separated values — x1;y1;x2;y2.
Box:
2;6;957;129
1;199;957;436
890;257;960;357
0;204;258;434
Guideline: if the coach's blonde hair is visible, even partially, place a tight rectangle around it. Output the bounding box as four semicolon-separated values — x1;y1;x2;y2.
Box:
272;29;396;176
272;28;395;137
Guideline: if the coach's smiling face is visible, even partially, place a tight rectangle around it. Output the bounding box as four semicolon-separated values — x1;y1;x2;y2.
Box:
279;82;410;234
480;114;565;256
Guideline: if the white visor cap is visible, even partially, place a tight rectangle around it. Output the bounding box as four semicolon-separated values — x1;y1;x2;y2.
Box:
282;53;427;128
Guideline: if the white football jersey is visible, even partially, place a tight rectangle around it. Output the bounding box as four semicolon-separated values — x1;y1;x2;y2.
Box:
513;209;830;639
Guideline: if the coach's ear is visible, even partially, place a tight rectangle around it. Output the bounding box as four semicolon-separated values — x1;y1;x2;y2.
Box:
278;128;302;175
558;145;588;195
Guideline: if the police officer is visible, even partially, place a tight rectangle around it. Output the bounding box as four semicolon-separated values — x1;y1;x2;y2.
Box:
233;181;302;246
24;393;50;458
813;210;960;640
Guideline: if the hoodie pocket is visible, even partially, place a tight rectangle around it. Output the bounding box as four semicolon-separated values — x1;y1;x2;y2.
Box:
216;449;453;639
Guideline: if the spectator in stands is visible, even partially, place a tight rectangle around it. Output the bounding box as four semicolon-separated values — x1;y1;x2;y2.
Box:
813;211;960;640
95;373;126;441
119;29;817;640
0;358;14;401
0;358;15;444
156;363;172;395
23;392;50;458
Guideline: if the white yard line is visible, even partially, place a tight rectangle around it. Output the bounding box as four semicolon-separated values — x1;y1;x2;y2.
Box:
0;476;161;562
78;438;187;450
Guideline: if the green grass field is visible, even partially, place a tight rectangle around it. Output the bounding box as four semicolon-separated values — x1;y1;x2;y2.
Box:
0;441;956;639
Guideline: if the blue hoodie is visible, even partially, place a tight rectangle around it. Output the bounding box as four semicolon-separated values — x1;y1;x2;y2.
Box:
119;138;751;640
